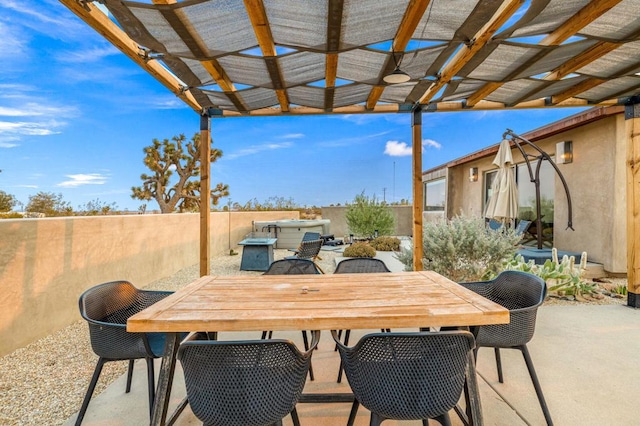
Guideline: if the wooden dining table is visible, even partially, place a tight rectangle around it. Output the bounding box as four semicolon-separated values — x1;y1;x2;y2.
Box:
128;271;510;426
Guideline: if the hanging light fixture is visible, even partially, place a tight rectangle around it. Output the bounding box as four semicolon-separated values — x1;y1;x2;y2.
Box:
383;49;410;84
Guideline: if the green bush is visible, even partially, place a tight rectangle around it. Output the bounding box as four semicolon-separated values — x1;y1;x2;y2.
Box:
397;215;521;281
370;236;401;251
345;192;395;238
343;242;376;258
504;249;596;299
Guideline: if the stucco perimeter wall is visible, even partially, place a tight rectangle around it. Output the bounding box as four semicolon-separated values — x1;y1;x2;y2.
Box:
321;205;413;238
444;115;626;274
0;211;295;356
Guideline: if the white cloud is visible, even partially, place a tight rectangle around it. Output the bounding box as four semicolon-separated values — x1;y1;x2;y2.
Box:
57;174;108;187
226;142;293;159
423;138;442;149
0;21;25;58
384;140;412;157
0;85;78;146
384;138;442;157
0;135;20;148
55;46;120;63
318;130;391;148
281;133;304;139
0;102;78;117
0;120;63;136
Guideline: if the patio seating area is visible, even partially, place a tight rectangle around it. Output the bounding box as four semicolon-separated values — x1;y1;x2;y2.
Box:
65;304;640;425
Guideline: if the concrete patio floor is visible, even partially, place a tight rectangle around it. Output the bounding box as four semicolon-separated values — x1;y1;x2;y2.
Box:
66;303;640;426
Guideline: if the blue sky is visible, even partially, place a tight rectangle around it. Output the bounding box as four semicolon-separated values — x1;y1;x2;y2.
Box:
0;0;587;212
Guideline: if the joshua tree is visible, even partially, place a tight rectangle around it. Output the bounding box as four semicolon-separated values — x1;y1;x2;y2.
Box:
131;133;229;213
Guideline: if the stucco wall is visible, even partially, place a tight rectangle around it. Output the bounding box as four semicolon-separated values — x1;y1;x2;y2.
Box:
0;211;295;356
427;114;626;274
321;205;413;237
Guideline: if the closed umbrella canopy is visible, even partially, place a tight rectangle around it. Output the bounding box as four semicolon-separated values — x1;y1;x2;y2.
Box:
485;139;518;224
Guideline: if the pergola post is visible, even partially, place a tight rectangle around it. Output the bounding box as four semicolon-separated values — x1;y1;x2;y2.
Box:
412;106;424;271
200;112;211;277
626;98;640;307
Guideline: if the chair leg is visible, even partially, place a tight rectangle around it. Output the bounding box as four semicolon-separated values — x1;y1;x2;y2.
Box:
125;359;135;393
302;330;314;381
146;357;156;416
520;345;554;426
290;407;301;426
370;412;385;426
346;400;360;426
494;347;504;383
336;329;351;383
337;359;345;383
434;413;452;426
76;357;106;426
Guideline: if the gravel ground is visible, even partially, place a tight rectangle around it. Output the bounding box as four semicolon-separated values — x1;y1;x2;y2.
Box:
0;248;626;425
0;249;340;426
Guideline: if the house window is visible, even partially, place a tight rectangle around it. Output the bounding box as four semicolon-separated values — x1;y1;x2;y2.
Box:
424;179;445;211
516;160;555;223
483;170;497;209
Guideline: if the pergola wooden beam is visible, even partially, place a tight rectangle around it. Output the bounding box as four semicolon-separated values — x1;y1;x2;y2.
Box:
59;0;202;112
466;0;622;107
418;0;523;104
244;0;290;112
539;0;622;46
153;0;248;111
544;41;620;81
365;0;432;110
551;77;607;104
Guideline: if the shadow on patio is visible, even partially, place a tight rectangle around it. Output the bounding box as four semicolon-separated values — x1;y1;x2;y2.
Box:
66;304;640;426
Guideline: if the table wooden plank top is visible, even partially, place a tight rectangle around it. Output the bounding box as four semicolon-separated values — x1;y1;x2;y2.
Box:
127;271;509;333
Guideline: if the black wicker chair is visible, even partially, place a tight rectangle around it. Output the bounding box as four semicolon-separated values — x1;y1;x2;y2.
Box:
76;281;172;425
333;258;391;383
459;270;553;425
178;331;320;426
262;258;321;380
264;258;322;275
286;239;324;273
332;330;475;426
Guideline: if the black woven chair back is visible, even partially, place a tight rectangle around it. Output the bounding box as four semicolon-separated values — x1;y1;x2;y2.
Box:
264;258;320;275
178;333;315;426
294;239;323;259
79;280;168;359
460;271;546;348
334;258;391;274
334;331;475;421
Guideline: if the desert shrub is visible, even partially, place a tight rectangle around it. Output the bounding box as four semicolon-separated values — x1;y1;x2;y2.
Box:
0;212;23;219
343;242;376;258
504;249;596;299
370;236;401;251
345;192;394;237
397;215;521;281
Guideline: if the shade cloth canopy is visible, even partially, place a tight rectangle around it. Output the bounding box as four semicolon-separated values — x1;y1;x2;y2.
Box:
485;139;519;223
61;0;640;117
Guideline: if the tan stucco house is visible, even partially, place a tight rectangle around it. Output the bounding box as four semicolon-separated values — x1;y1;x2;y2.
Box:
422;106;627;275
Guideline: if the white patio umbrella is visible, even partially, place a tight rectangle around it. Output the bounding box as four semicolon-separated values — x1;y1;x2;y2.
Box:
484;139;518;225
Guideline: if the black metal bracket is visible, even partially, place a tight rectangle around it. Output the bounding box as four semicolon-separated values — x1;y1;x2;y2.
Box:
503;129;574;250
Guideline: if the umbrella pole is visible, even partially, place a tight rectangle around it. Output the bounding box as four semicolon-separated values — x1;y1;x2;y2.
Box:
534;159;543;250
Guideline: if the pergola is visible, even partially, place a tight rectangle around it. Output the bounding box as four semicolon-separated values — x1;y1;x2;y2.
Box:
61;0;640;307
